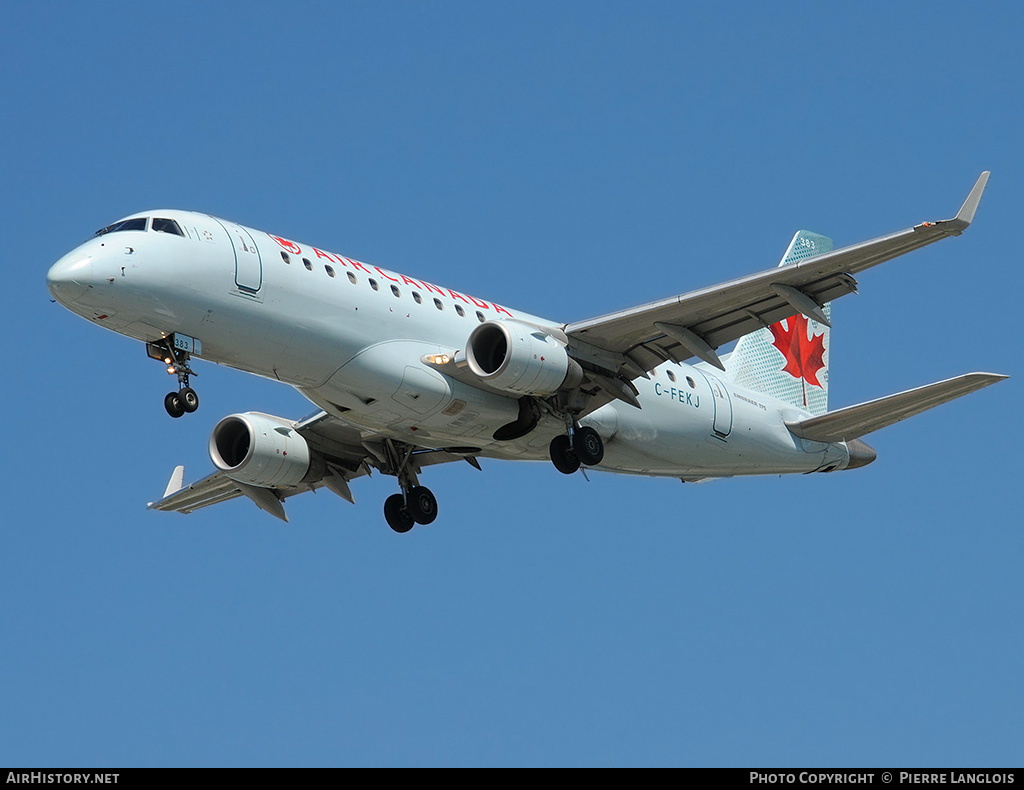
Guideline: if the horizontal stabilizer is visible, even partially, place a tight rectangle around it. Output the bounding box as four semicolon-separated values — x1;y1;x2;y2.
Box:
786;372;1007;443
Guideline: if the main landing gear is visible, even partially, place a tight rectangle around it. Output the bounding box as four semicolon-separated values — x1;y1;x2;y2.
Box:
384;486;438;533
380;439;439;533
150;338;200;419
549;425;604;475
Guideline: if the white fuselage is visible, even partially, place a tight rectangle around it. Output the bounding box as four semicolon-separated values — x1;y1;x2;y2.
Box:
47;210;850;478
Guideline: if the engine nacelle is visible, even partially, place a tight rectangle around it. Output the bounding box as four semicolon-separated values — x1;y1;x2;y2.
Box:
209;412;314;489
466;320;582;397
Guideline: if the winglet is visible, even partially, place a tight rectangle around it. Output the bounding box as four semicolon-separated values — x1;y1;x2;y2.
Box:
941;171;990;233
163;465;185;498
147;466;182;508
955;171;989;226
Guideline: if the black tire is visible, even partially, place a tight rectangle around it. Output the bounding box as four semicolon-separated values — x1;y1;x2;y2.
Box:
406;486;438;525
549;434;580;475
384;494;415;533
573;426;604;466
164;391;185;418
180;387;199;413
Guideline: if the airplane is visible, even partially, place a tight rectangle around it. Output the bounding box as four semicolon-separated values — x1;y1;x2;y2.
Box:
46;172;1006;532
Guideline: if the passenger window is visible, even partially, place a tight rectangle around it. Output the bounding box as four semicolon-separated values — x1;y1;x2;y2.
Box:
390;284;401;297
347;272;357;284
325;265;336;278
281;252;291;264
455;305;465;317
412;292;422;304
152;218;184;236
667;370;677;382
303;258;313;271
433;298;443;310
369;279;379;291
476;311;485;322
686;377;696;388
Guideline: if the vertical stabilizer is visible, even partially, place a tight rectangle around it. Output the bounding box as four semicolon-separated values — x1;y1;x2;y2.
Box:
726;231;833;416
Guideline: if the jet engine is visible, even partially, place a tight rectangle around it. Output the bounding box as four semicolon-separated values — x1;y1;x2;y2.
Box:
466;320;582;397
209;412;318;488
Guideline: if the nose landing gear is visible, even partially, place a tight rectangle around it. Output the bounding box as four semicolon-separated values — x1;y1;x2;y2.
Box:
148;337;200;418
163;386;199;419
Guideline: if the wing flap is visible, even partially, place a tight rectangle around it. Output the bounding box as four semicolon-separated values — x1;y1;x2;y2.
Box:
785;372;1007;443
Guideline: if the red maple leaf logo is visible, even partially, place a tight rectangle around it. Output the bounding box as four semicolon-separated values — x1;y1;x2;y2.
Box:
267;234;302;256
768;313;826;406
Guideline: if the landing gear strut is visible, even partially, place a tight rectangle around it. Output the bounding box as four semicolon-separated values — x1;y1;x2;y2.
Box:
152;338;200;418
380;440;440;533
549;425;604;475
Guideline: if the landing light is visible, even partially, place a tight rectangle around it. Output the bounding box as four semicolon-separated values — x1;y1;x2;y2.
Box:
167;366;177;375
425;354;450;365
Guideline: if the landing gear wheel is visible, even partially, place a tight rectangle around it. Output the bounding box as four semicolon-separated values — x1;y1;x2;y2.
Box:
406;486;438;525
384;494;415;533
549;434;580;475
164;391;185;418
180;387;199;413
573;426;604;466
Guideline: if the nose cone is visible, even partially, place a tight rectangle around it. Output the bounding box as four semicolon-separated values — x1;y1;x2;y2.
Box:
47;251;94;305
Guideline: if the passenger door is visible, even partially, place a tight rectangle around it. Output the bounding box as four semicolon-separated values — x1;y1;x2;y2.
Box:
215;219;263;292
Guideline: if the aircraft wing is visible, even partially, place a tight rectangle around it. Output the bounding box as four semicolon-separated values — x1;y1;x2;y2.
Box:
147;468;247;513
565;173;989;381
147;410;480;521
784;372;1007;443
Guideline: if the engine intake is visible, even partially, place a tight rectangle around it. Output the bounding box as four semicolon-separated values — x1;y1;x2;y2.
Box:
209;412;314;488
466;320;582;397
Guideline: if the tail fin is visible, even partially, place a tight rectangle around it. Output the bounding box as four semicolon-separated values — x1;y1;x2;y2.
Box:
726;231;833;416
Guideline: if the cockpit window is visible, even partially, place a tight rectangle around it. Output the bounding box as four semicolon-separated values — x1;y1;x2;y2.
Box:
95;217;148;236
152;218;184;236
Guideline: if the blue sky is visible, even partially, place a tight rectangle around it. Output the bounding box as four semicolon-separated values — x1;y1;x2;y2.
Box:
2;1;1021;767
